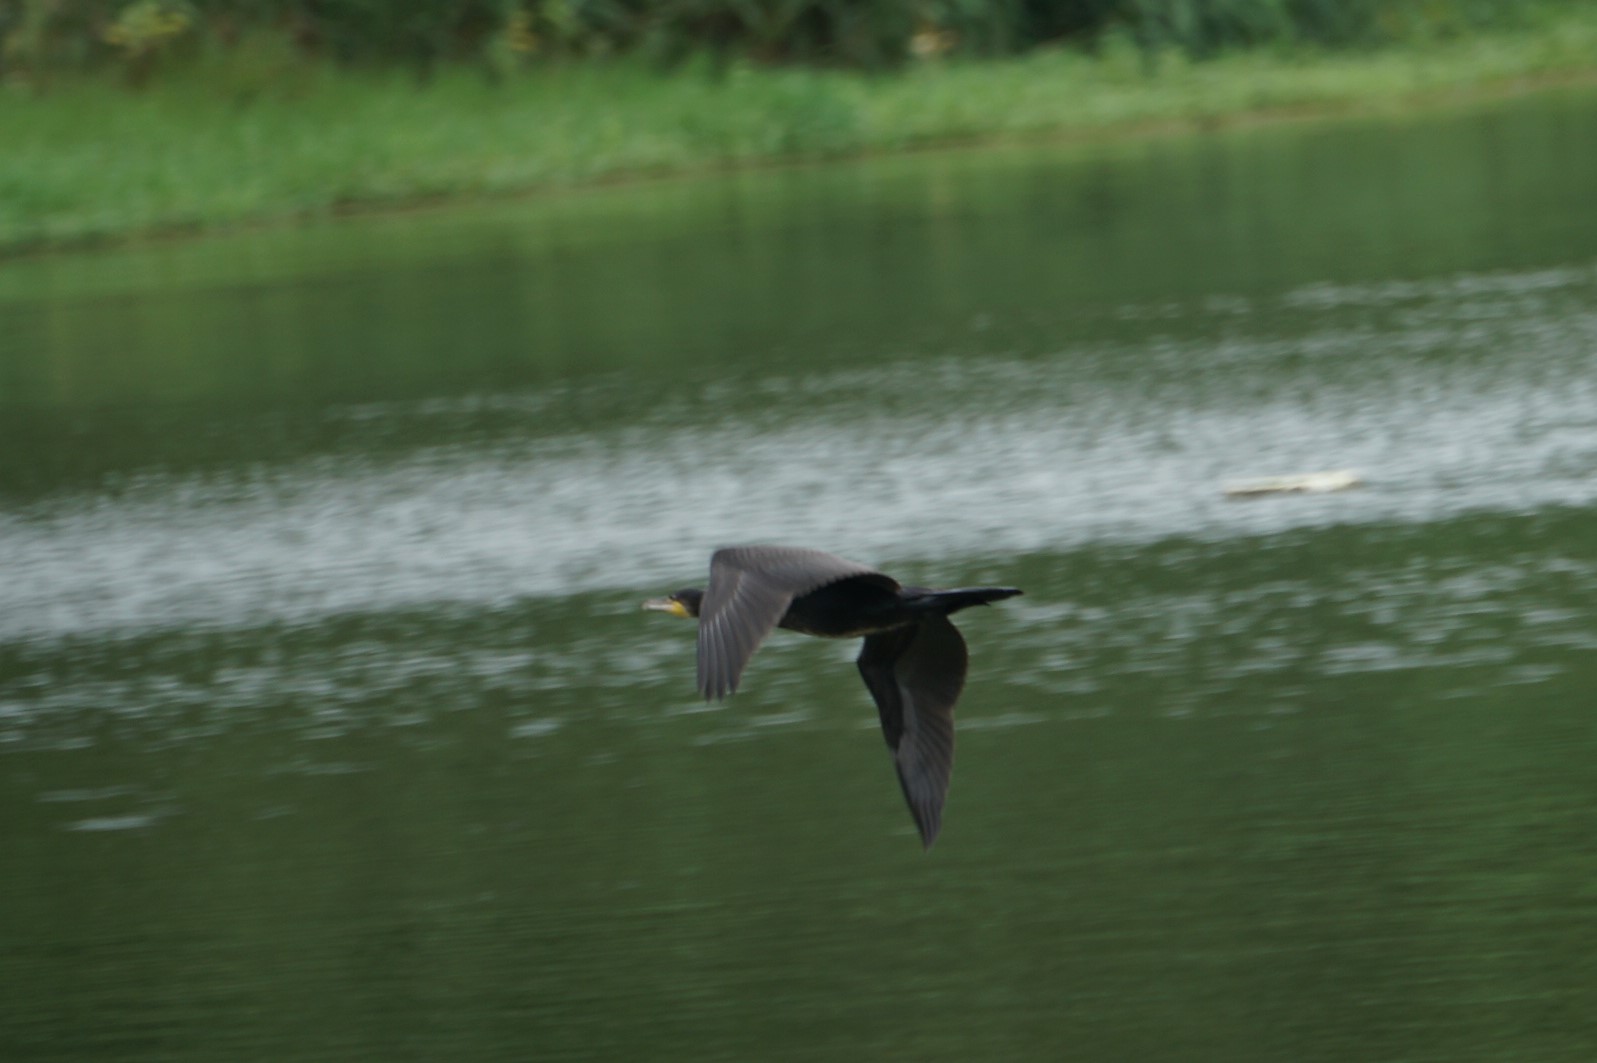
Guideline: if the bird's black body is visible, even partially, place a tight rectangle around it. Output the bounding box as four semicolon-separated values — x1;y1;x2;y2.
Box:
645;545;1021;848
780;578;1016;638
777;576;904;637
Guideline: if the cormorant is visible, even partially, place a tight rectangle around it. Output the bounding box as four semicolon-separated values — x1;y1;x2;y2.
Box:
644;545;1021;848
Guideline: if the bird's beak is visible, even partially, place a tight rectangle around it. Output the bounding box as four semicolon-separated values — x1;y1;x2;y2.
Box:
642;597;691;619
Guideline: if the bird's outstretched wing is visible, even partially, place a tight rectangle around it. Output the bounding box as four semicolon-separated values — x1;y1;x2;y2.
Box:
857;616;967;849
697;545;889;700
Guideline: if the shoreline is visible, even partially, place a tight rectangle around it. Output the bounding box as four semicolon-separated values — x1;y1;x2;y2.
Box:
5;15;1597;262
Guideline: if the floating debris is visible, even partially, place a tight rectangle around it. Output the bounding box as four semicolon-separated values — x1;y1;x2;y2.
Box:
1224;469;1362;498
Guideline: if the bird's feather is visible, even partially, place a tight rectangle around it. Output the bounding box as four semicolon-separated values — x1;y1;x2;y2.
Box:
696;545;892;699
857;616;966;849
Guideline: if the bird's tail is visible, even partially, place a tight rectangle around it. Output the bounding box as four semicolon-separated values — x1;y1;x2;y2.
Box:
908;586;1023;615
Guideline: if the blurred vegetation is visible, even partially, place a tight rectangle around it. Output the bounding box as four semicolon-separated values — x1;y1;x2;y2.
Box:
0;0;1588;84
1;1;1595;255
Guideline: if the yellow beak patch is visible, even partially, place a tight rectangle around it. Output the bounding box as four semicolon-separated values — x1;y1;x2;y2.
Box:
642;597;692;619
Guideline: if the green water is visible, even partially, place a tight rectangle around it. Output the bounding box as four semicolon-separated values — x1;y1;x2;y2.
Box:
4;89;1597;1061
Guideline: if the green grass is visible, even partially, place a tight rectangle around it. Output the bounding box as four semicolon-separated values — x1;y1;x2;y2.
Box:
4;8;1597;257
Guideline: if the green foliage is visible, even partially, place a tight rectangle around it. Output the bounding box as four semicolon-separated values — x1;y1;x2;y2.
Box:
3;5;1596;255
0;0;1581;83
1105;0;1545;55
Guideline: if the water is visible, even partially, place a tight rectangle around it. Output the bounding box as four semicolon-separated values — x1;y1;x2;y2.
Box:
4;89;1597;1061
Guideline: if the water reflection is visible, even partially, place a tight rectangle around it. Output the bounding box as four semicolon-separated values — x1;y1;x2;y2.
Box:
4;259;1595;647
4;90;1597;1063
5;503;1596;1059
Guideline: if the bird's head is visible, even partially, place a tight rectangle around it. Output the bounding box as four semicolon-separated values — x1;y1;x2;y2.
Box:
641;588;704;619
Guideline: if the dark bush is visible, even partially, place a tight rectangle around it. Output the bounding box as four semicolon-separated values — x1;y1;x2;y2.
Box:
0;0;1564;80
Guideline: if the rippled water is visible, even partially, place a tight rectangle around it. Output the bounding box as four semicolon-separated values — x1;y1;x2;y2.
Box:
6;261;1595;647
4;89;1597;1062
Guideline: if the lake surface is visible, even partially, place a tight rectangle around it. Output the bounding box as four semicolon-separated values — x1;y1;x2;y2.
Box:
4;87;1597;1061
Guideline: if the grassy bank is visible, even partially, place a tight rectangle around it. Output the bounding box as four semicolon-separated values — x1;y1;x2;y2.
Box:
4;8;1597;257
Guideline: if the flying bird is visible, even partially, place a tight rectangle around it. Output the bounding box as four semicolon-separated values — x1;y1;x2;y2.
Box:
644;545;1021;848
